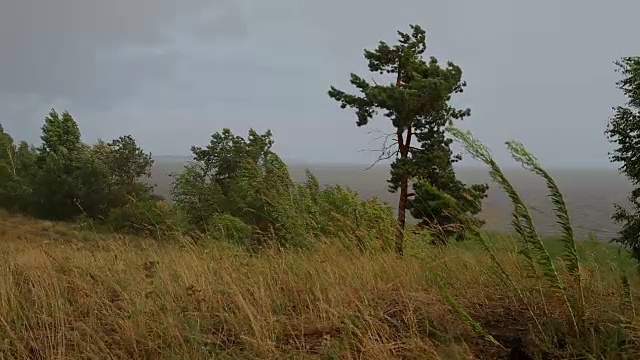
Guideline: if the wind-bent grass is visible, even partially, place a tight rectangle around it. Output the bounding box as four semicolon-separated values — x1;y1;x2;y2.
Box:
448;127;579;336
506;140;585;315
622;273;636;319
1;126;639;358
436;277;505;350
474;231;546;337
0;215;638;359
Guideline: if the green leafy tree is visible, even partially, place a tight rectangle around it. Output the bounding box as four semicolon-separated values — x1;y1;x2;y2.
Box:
605;57;640;264
39;109;82;156
10;141;38;212
67;148;112;218
30;109;112;219
328;24;487;253
1;110;162;232
172;163;226;233
172;128;302;246
91;136;166;237
94;135;156;206
0;123;20;209
172;128;276;232
0;125;41;212
31;109;85;218
227;149;308;248
31;144;111;220
0;123;13;157
0;123;14;173
106;135;154;192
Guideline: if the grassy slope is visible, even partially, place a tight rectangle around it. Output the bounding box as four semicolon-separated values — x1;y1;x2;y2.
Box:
0;213;638;359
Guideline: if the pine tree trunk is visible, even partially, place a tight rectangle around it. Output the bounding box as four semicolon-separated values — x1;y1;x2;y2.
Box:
393;67;412;255
394;127;412;255
395;174;408;254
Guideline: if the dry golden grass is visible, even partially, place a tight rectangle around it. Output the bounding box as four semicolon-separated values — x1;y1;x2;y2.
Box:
0;214;639;359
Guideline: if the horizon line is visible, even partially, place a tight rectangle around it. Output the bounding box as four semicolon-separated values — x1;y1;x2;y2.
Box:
152;155;619;171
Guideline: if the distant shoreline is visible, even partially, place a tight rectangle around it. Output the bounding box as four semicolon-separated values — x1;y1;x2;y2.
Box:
152;155;620;172
148;160;629;240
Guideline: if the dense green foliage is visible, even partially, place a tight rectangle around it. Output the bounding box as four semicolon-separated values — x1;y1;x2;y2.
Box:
606;57;640;264
0;114;396;250
0;109;161;231
172;128;396;250
328;24;487;251
0;125;27;211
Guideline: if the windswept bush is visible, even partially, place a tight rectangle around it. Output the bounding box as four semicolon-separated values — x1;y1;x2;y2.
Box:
171;128;300;246
297;171;396;250
205;213;255;246
105;198;179;239
172;129;396;250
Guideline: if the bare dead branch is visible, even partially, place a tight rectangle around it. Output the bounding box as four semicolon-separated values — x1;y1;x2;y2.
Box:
359;128;400;171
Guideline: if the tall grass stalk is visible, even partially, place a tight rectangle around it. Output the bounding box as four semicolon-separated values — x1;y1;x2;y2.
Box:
505;140;585;316
447;129;544;306
448;126;579;336
622;272;636;319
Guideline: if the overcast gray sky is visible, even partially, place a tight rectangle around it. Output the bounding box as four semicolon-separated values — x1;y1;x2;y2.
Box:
0;0;637;167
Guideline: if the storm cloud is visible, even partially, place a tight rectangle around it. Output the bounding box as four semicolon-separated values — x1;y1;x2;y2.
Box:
0;0;638;166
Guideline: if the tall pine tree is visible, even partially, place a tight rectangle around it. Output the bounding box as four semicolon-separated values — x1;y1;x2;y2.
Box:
328;24;487;253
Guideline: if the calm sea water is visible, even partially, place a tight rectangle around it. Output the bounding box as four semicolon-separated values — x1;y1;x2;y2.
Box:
151;160;632;240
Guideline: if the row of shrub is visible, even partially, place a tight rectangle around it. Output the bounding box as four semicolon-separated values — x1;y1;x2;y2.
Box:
0;110;397;250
